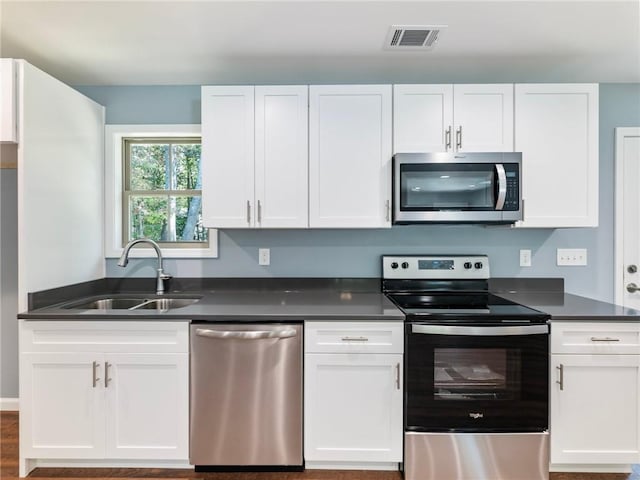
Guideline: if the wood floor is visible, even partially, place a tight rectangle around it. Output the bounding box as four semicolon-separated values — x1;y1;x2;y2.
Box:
0;412;629;480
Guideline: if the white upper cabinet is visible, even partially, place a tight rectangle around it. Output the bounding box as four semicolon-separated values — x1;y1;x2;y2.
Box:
515;84;599;228
255;86;308;228
393;84;513;153
202;86;255;228
309;85;392;228
393;85;453;153
201;85;308;228
453;84;514;152
0;58;17;143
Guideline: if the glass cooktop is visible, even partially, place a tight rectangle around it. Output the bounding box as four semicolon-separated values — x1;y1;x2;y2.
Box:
387;292;549;323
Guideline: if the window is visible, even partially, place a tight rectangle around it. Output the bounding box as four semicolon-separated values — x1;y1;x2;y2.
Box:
105;125;217;259
123;138;207;246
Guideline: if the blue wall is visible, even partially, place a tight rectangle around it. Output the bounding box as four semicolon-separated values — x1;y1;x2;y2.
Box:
77;84;640;303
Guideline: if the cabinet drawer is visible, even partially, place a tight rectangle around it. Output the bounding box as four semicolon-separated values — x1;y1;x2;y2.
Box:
551;322;640;354
20;320;189;353
305;321;403;354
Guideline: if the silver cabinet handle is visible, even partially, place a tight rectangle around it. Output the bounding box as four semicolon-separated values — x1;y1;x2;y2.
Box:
556;364;564;391
246;200;251;224
395;362;400;390
257;200;262;224
105;362;112;388
445;126;452;150
456;126;462;150
627;283;640;293
196;328;297;340
341;336;369;342
590;337;621;342
92;361;100;388
385;200;390;222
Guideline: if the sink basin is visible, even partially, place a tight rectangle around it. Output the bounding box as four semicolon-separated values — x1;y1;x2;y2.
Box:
62;295;201;310
63;297;149;310
133;298;201;310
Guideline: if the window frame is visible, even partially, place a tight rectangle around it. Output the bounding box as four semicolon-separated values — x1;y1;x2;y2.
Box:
105;124;218;259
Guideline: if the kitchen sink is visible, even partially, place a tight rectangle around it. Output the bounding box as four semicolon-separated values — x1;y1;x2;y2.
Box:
62;295;201;310
133;298;200;310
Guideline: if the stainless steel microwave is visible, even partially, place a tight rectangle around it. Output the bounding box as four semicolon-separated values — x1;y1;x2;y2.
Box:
393;152;522;224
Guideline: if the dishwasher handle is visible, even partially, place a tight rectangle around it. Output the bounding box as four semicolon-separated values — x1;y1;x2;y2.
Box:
195;328;297;340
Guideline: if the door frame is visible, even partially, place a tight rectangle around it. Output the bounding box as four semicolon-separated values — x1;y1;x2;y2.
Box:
614;127;640;305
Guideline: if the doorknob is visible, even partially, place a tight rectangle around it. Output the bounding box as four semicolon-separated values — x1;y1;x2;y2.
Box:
628;265;638;274
627;283;640;293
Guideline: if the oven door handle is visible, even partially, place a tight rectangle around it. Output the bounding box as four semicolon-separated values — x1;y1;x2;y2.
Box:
495;163;507;211
411;324;549;336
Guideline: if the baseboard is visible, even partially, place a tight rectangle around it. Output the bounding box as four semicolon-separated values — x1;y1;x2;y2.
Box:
0;398;19;411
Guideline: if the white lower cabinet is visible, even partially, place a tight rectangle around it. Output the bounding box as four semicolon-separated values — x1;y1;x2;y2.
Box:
550;322;640;470
19;321;189;476
304;321;403;469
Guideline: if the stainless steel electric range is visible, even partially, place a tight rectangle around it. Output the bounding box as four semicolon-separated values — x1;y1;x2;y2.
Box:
382;255;550;480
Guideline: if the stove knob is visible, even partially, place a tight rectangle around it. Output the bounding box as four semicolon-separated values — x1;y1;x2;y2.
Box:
401;262;409;269
464;262;472;269
391;262;399;269
475;262;483;269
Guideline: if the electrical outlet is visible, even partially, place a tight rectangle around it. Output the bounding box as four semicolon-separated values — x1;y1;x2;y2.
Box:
557;248;587;266
520;249;532;267
258;248;270;266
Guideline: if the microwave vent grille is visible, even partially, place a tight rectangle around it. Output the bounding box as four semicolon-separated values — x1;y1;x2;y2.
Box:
385;25;446;50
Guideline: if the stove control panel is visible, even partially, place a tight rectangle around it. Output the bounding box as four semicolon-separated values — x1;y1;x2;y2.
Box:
382;255;490;279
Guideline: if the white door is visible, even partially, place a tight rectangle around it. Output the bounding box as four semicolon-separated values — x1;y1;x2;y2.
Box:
453;84;514;152
616;127;640;308
104;353;189;460
309;85;392;228
201;86;255;228
255;85;308;228
20;353;105;458
304;353;403;462
514;84;599;228
550;354;640;464
393;84;453;153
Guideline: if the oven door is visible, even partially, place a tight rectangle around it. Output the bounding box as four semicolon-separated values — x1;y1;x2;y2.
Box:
405;323;549;433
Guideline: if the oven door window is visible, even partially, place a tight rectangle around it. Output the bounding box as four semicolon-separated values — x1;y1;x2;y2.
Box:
399;163;497;211
405;327;548;432
434;348;518;401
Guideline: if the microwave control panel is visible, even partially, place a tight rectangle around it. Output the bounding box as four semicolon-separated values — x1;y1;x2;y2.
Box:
503;163;520;211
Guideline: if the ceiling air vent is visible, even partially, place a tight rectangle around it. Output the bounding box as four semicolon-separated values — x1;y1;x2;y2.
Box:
385;25;447;50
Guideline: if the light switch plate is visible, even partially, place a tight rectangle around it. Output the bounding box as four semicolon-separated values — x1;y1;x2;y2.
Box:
557;248;587;266
258;248;270;266
520;249;532;267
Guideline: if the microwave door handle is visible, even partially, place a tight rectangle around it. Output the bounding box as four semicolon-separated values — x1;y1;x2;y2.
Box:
495;164;507;210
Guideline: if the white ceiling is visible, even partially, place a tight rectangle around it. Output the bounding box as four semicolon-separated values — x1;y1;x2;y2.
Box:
1;0;638;86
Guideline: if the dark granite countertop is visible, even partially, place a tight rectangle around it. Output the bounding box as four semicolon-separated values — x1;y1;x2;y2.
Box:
495;291;640;321
490;278;640;321
20;277;640;323
19;278;404;322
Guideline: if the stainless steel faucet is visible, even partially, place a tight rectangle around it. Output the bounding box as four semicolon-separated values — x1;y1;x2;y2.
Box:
118;238;172;295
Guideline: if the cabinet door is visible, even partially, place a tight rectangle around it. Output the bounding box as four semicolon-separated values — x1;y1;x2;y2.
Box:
201;86;255;228
309;85;392;228
304;353;403;462
0;58;17;143
453;84;514;152
255;86;308;228
104;353;189;460
393;84;453;153
551;354;640;464
20;353;105;458
515;84;598;227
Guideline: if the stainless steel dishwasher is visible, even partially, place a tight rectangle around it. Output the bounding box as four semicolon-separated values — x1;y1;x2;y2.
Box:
189;323;303;471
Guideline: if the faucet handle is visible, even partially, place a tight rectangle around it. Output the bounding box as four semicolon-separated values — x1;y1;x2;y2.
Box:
159;272;172;280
